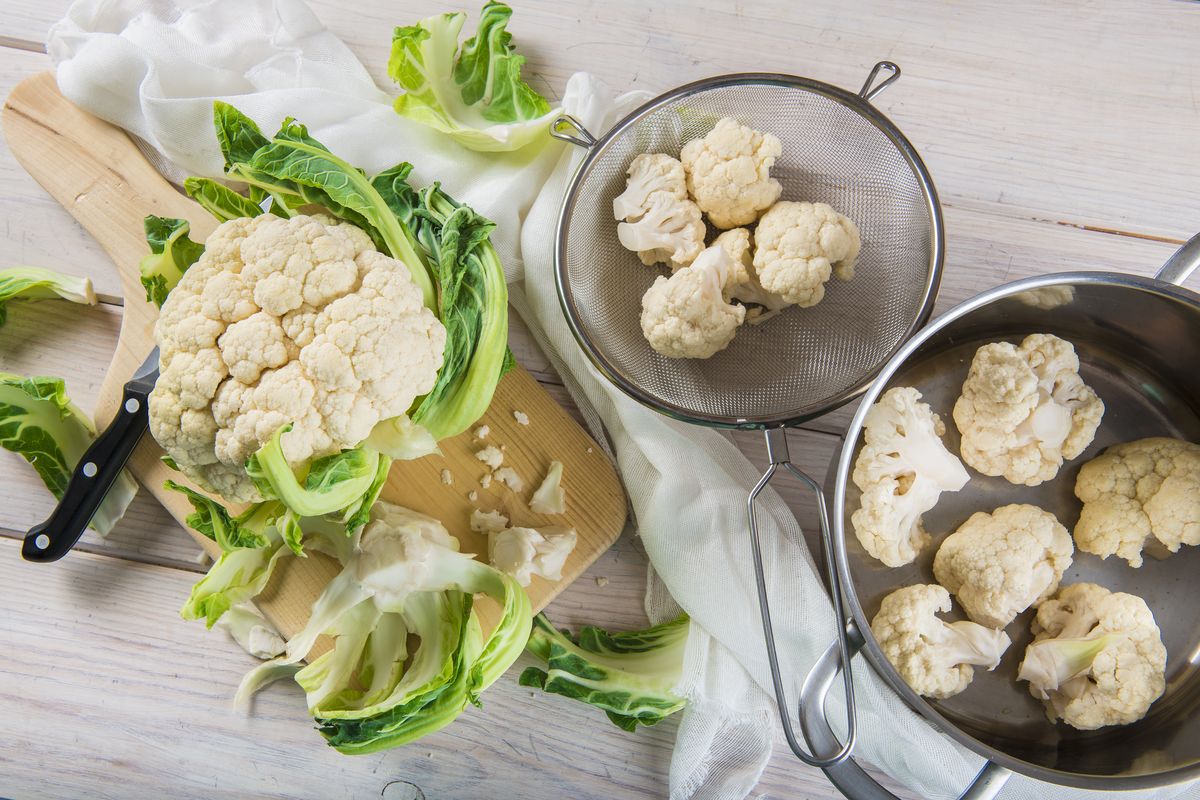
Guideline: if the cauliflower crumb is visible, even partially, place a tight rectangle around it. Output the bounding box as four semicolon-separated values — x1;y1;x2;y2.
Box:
529;461;566;515
513;410;530;426
488;526;577;586
480;473;493;489
595;576;609;588
586;447;593;454
439;468;453;486
470;508;509;534
474;445;504;471
467;490;479;502
494;466;524;492
680;117;782;229
474;424;490;439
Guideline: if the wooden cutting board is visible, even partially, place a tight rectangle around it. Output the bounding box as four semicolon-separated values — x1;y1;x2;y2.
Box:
2;72;627;639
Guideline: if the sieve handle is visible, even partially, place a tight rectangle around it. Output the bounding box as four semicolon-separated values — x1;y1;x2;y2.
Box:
859;62;901;102
550;115;598;148
746;427;858;768
1156;231;1200;287
798;621;1013;800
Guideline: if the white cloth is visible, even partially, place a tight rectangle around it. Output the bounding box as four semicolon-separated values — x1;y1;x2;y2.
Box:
48;3;1199;799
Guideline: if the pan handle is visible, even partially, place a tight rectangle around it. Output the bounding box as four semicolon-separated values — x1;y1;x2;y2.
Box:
745;428;859;767
1157;231;1200;287
798;619;1013;799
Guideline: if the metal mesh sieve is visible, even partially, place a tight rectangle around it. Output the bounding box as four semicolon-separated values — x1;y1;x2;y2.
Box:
551;63;944;770
553;67;942;427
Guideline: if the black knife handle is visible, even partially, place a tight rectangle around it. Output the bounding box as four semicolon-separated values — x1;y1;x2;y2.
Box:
22;385;150;562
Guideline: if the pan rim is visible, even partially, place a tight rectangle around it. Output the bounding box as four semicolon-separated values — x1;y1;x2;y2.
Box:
831;269;1200;789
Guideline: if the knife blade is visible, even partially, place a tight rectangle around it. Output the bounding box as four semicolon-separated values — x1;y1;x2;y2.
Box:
22;347;160;562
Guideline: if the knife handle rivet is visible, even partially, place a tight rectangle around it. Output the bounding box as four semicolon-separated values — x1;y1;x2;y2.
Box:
82;462;98;478
34;534;49;550
125;398;140;413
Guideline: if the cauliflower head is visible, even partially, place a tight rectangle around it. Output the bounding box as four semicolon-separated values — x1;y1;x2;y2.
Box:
612;153;688;222
616;193;705;268
871;584;1011;699
680;117;782;229
640;243;747;358
933;503;1073;628
953;334;1104;486
1018;582;1166;730
149;213;445;502
851;387;970;567
1074;437;1200;567
752;201;861;307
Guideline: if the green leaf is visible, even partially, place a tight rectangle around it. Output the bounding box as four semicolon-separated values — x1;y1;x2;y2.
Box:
181;530;290;628
0;267;95;327
164;480;271;551
372;172;508;440
245;423;386;519
522;613;689;730
387;2;557;152
183;177;265;222
0;373;135;536
212;101;271;169
140;215;205;307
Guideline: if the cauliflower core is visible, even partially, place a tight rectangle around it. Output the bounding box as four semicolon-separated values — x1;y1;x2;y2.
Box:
615;191;705;269
871;584;1011;699
1018;583;1166;730
1074;437;1200;567
640;243;746;358
953;334;1104;486
752;201;861;307
933;503;1073;628
851;387;970;567
489;526;577;586
680;117;782;229
149;214;445;502
714;228;789;321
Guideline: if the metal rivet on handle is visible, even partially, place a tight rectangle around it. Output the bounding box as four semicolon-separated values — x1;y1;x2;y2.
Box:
34;534;49;550
82;462;98;478
125;398;140;413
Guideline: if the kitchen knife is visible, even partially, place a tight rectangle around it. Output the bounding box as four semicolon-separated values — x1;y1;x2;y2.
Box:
22;347;160;562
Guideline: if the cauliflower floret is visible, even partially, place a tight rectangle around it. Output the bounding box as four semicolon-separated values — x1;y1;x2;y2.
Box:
680;117;782;228
851;387;970;567
712;228;789;324
953;334;1104;486
933;504;1073;628
871;584;1011;699
640;244;747;359
1017;583;1166;730
612;153;688;222
752;201;861;307
148;213;445;501
1073;437;1200;567
616;193;705;268
488;526;577;587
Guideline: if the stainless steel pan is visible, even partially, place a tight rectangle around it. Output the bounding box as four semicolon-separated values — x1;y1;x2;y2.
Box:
800;235;1200;798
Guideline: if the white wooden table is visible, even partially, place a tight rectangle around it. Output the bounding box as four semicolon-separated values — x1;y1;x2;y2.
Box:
1;2;1196;798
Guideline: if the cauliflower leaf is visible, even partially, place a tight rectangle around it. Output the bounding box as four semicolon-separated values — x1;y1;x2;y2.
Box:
0;266;95;326
387;2;559;152
139;216;205;308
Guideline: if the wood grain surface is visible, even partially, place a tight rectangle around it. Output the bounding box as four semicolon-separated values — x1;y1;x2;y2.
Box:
0;2;1197;799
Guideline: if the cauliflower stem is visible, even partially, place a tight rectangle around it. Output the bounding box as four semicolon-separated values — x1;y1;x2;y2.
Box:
1018;633;1124;700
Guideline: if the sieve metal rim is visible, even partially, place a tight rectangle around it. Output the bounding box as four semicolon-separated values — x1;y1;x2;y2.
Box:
553;71;946;430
